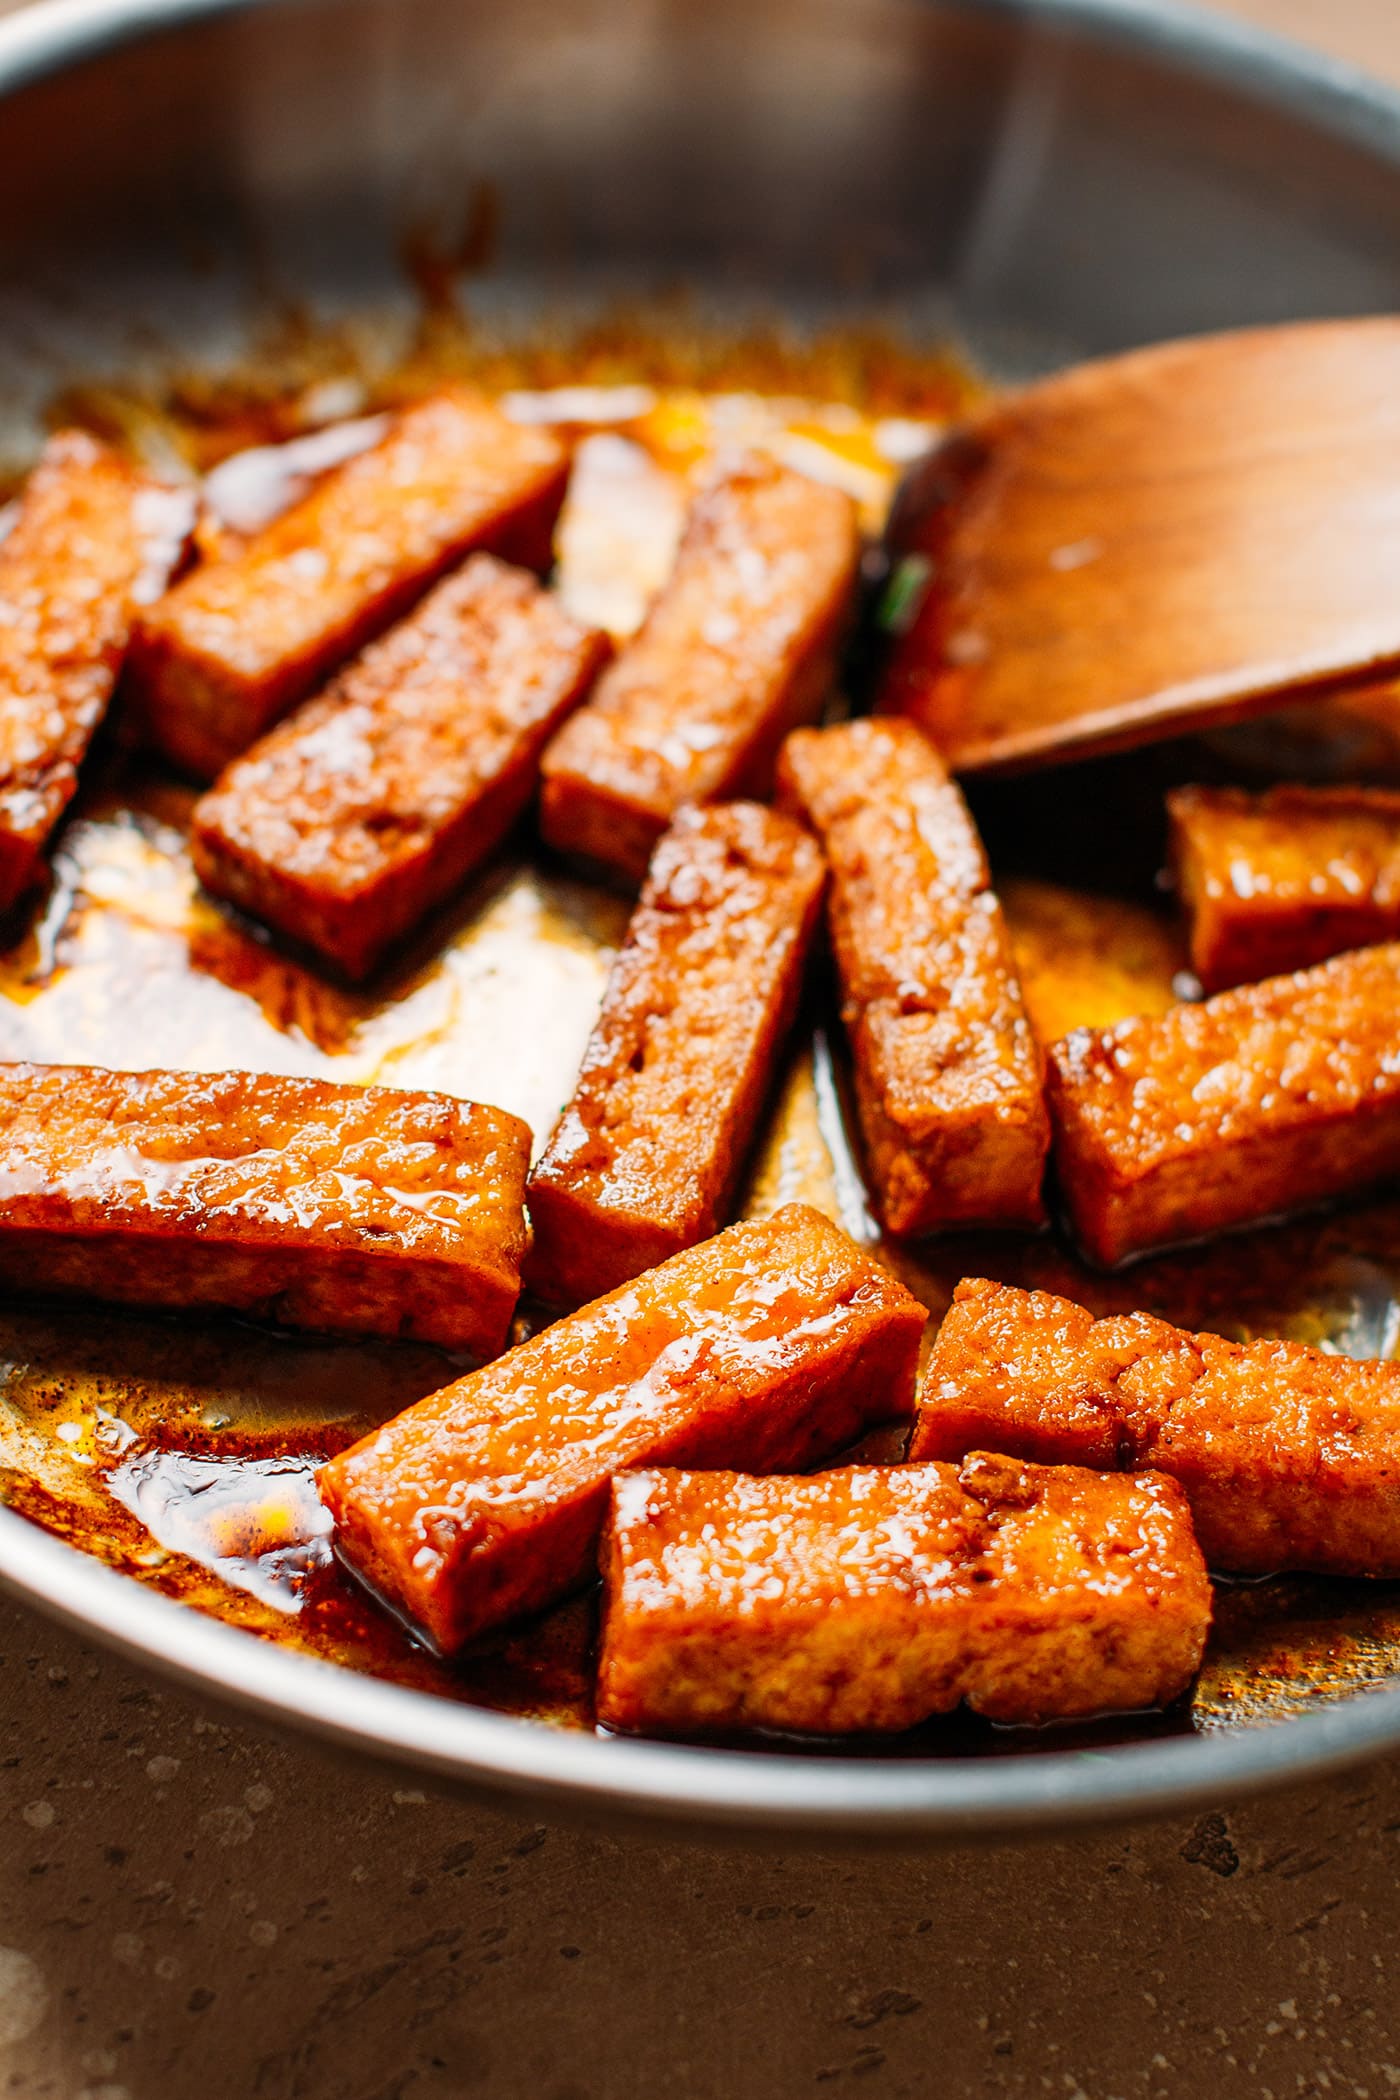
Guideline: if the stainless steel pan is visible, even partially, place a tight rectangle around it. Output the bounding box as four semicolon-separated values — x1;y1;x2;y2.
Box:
5;0;1400;1836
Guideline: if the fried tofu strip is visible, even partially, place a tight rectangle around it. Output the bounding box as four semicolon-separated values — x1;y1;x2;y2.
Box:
131;392;570;779
538;455;860;882
0;1062;530;1353
1046;943;1400;1266
597;1452;1210;1735
0;431;191;912
527;803;826;1305
912;1276;1400;1577
320;1203;926;1651
190;557;609;981
1169;784;1400;992
777;717;1049;1234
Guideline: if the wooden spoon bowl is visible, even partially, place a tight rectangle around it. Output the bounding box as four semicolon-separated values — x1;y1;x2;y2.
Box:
880;318;1400;773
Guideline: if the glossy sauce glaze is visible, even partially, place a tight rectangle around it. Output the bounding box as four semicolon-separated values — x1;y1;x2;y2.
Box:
1168;782;1400;991
596;1455;1211;1736
1046;942;1400;1267
2;318;1400;1754
526;801;827;1305
319;1204;925;1652
0;1060;532;1350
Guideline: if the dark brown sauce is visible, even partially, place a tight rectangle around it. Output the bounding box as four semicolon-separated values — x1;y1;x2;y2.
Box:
4;309;1400;1758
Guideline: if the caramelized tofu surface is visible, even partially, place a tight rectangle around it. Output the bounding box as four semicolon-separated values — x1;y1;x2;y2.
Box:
538;455;860;882
0;431;191;911
777;717;1049;1234
912;1276;1400;1577
527;802;826;1304
191;557;609;980
1046;943;1400;1267
597;1452;1210;1735
131;392;570;779
1169;783;1400;992
320;1203;926;1652
0;1062;530;1353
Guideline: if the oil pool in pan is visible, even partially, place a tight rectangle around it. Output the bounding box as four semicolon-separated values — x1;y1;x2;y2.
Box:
4;315;1400;1755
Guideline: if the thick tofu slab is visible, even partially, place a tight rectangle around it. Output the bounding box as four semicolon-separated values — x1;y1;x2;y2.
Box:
1169;783;1400;992
597;1452;1210;1735
190;557;609;980
777;717;1049;1234
320;1203;926;1651
131;392;570;779
0;431;191;911
911;1276;1400;1577
538;455;859;882
527;802;826;1304
1046;944;1400;1266
0;1062;530;1353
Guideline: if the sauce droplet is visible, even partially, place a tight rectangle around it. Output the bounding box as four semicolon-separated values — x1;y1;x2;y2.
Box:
108;1450;333;1613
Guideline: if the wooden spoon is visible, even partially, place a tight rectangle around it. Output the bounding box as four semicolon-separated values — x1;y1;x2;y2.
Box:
878;317;1400;773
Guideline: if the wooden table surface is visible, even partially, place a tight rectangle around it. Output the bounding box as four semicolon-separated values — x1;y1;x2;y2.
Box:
1216;0;1399;79
2;5;1400;2100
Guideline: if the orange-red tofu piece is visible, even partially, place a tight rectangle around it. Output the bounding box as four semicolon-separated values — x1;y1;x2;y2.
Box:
1169;783;1400;992
190;556;609;981
0;431;191;912
1045;943;1400;1266
777;717;1049;1234
526;802;826;1304
538;455;860;882
130;392;570;779
0;1062;530;1353
597;1452;1210;1735
320;1203;926;1652
912;1276;1400;1578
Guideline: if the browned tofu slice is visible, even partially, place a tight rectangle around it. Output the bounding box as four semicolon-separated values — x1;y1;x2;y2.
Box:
911;1276;1400;1577
0;1062;530;1353
130;392;570;779
777;717;1049;1234
596;1452;1210;1735
190;556;609;981
538;455;860;882
1045;943;1400;1267
1169;783;1400;992
320;1203;927;1652
526;802;827;1305
0;431;191;911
